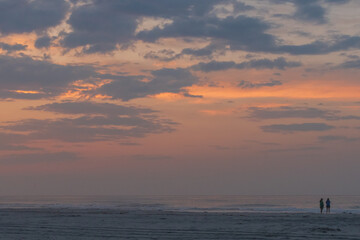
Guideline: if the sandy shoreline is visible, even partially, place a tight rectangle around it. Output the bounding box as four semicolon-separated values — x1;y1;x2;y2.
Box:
0;209;359;239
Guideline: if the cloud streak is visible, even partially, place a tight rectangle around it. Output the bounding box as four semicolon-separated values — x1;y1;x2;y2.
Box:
1;102;177;143
247;106;360;121
0;152;79;164
191;57;301;72
261;123;335;133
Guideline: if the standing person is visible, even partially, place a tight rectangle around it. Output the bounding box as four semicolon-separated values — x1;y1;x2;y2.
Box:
320;198;324;214
326;198;331;214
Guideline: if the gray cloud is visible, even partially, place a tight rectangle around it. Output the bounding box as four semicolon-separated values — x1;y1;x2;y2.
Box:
338;59;360;68
293;0;327;24
1;101;176;143
272;0;350;24
0;55;200;101
181;42;224;58
143;44;222;62
277;36;360;55
261;123;335;133
0;132;40;151
0;0;349;57
238;79;282;89
248;106;360;121
325;0;350;4
138;15;277;53
0;0;69;35
97;68;197;101
208;145;231;150
35;35;52;49
318;135;360;142
13;0;348;57
136;3;360;56
144;49;178;62
0;145;40;151
191;57;301;72
264;146;323;153
62;2;137;53
26;101;155;116
62;0;221;53
0;42;27;52
244;140;280;146
0;55;201;101
130;154;173;161
0;55;95;99
0;152;79;164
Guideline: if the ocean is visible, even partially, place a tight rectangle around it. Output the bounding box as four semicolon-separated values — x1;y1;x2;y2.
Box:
0;195;359;214
1;195;360;239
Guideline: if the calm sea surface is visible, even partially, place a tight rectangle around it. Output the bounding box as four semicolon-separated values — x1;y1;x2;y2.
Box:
0;195;359;213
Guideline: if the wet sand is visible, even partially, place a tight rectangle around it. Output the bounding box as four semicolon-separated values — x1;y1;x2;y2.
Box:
0;209;359;239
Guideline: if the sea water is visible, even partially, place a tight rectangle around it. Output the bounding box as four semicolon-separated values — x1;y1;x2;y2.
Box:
0;195;359;214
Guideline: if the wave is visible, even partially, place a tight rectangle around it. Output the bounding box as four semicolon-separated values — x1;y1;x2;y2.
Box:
1;195;360;214
1;203;359;214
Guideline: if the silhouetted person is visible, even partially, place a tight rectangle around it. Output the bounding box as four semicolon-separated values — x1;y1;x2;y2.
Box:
326;198;331;214
320;198;324;214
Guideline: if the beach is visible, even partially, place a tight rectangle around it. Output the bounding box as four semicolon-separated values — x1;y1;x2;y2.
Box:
0;209;359;239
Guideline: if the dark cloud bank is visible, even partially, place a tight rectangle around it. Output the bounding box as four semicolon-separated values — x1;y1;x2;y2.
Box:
0;1;358;103
0;0;355;57
0;55;198;101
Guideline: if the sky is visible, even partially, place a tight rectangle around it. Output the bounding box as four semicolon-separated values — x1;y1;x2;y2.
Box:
0;0;360;195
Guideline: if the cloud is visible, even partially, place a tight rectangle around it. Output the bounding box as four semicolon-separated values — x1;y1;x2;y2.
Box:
238;79;282;89
35;35;52;49
26;101;154;116
0;0;69;35
0;55;96;99
261;123;335;133
181;42;225;58
0;55;200;101
0;152;79;164
324;0;350;4
1;101;176;143
248;106;360;120
264;146;323;153
97;68;197;101
338;59;360;68
0;42;27;52
272;0;350;24
191;57;301;72
292;0;327;24
135;3;360;56
208;145;231;150
62;2;137;53
277;36;360;55
244;140;280;146
318;135;360;142
130;154;173;161
15;0;348;57
233;1;255;12
0;145;40;151
61;0;221;53
138;15;277;53
144;49;178;62
0;132;39;151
